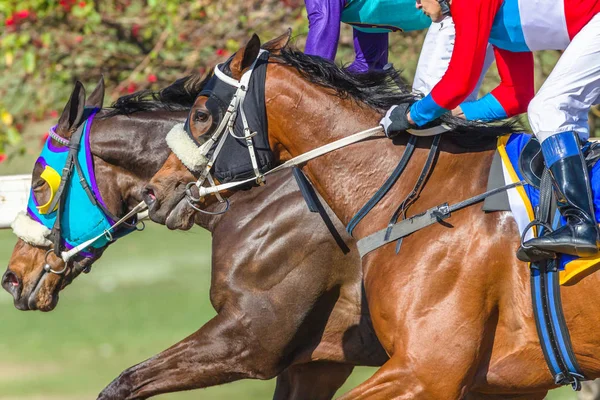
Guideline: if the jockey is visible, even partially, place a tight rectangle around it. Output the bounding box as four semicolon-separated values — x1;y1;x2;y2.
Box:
381;0;600;260
304;0;494;98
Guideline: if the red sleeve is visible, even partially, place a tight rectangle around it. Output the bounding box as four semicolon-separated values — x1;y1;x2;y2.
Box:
489;46;535;117
429;0;503;110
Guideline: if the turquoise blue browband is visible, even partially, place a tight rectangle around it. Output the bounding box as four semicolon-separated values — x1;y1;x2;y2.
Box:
27;108;136;257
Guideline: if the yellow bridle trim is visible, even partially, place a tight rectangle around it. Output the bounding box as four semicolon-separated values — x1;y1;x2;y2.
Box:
36;165;61;214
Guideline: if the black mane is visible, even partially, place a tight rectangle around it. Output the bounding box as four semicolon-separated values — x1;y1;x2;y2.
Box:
102;74;211;117
272;46;522;144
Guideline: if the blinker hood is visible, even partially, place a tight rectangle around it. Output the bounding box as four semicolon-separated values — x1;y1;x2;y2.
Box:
170;51;273;187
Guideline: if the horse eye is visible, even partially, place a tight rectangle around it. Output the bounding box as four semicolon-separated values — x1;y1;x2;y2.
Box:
195;110;209;123
33;179;46;190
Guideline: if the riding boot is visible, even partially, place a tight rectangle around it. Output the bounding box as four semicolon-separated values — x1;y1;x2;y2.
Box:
522;131;599;258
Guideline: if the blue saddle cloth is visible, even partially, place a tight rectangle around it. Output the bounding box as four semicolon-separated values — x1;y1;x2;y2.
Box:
502;133;600;282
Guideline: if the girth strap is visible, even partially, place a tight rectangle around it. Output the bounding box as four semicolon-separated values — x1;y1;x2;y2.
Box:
357;181;526;258
293;168;350;254
529;169;585;390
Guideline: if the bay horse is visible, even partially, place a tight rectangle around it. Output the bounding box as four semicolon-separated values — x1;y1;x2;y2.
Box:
145;31;600;399
1;77;387;399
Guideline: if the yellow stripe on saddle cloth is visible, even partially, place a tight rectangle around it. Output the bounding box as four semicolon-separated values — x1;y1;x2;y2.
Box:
497;136;600;285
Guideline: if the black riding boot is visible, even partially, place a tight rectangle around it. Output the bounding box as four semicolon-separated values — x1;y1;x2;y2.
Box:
522;132;599;259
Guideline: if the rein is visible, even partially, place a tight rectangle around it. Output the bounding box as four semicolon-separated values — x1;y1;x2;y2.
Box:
195;126;385;197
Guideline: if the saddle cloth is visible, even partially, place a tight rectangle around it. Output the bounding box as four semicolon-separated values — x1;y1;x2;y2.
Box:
487;133;600;285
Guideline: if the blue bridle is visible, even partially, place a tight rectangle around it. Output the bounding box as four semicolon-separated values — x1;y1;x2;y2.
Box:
26;108;136;260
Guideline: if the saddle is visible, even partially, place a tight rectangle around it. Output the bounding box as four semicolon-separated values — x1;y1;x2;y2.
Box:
519;137;600;189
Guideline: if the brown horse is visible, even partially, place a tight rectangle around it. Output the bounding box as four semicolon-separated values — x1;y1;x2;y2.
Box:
1;78;387;399
145;31;600;399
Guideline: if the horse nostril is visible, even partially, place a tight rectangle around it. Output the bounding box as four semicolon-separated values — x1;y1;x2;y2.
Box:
1;270;21;293
143;187;157;207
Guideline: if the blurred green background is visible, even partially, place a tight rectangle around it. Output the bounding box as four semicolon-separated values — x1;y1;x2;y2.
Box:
0;0;593;398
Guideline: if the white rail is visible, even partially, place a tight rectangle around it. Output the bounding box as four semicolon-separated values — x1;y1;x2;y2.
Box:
0;174;31;229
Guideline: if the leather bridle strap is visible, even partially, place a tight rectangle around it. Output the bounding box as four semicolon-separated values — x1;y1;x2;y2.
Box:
188;50;270;202
292;167;350;254
48;121;87;256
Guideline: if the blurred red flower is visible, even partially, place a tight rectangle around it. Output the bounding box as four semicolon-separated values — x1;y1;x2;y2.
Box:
49;110;59;118
147;74;158;83
5;16;15;26
14;10;30;20
59;0;76;12
127;83;137;94
215;48;226;56
79;1;86;8
40;132;49;147
0;154;6;164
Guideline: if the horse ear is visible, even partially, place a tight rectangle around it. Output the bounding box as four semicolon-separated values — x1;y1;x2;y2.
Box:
56;81;86;140
262;28;291;54
230;34;262;80
86;75;105;109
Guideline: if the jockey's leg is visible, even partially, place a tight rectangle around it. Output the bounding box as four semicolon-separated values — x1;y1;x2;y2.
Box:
412;16;494;100
347;29;389;73
523;13;600;259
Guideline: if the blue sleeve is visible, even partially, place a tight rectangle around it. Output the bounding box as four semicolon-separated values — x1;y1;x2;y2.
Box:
459;93;508;121
304;0;345;61
409;94;449;127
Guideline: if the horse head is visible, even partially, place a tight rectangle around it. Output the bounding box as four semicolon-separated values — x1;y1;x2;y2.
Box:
1;78;185;311
144;31;296;229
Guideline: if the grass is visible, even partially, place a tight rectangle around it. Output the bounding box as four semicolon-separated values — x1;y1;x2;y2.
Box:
0;223;383;399
0;122;577;399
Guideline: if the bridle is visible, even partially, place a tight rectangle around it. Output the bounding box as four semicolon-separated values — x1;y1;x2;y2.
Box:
12;108;146;276
166;49;273;215
166;50;449;209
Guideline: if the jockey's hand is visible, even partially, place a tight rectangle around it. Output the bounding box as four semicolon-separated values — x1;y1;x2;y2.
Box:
380;104;415;138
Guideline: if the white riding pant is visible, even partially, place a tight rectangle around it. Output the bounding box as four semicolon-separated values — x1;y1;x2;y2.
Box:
528;13;600;143
413;16;495;101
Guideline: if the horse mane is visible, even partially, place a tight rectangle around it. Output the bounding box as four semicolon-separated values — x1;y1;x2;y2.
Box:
102;73;211;118
271;46;523;146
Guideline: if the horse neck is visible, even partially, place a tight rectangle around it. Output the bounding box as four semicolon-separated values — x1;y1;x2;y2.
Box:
265;66;496;238
89;111;187;218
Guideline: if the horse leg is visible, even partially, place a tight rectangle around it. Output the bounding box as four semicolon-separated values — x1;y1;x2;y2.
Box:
97;313;285;400
337;291;499;399
336;353;478;400
273;362;354;400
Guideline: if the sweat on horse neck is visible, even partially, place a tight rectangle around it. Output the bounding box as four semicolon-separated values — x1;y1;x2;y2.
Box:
264;62;498;239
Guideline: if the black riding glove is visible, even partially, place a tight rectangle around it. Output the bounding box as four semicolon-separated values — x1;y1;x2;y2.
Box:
380;104;415;139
